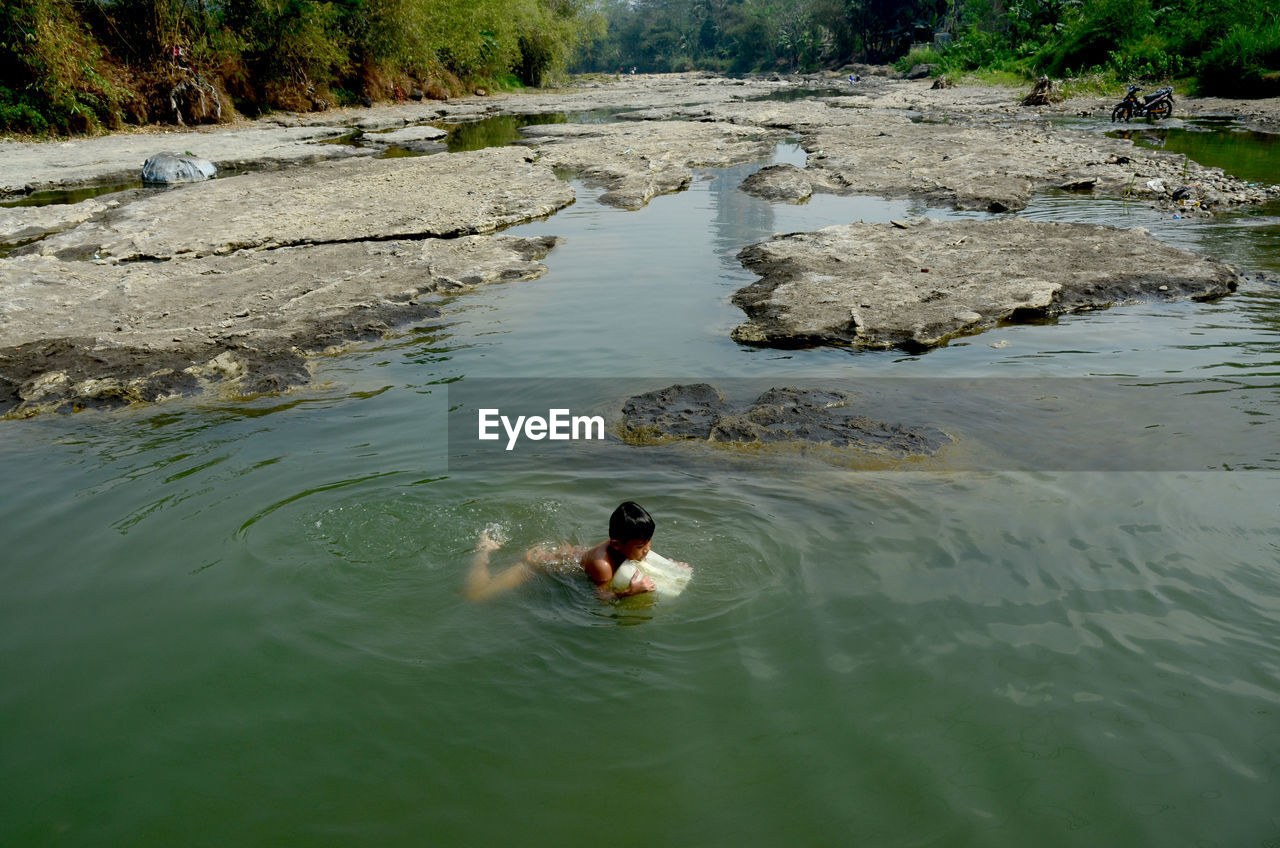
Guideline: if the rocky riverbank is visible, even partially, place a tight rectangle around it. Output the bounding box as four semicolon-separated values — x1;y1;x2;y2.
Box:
2;72;1277;416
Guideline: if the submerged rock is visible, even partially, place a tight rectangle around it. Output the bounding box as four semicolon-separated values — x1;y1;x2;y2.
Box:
619;383;951;457
732;218;1240;350
141;152;217;184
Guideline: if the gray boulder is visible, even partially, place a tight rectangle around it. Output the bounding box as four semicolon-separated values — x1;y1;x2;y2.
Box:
141;152;217;185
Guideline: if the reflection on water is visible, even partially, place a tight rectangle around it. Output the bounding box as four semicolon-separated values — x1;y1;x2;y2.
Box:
744;86;860;102
445;110;622;153
1109;121;1280;185
0;180;145;208
2;130;1280;846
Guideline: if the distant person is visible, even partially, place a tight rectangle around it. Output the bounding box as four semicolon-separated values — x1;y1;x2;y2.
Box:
465;501;687;601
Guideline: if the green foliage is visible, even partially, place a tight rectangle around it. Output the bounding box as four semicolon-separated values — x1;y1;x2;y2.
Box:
1198;17;1280;95
930;0;1276;98
7;0;1277;135
576;0;1275;96
2;0;603;133
0;0;131;134
1039;0;1153;76
222;0;350;88
894;46;943;73
1107;35;1189;82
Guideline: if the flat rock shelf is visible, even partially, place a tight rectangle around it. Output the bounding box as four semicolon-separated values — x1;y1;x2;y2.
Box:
731;217;1242;351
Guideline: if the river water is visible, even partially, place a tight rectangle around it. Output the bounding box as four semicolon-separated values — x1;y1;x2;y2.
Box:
2;121;1279;846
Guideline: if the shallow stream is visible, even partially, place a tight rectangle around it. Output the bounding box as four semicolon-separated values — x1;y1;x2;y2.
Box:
2;122;1279;846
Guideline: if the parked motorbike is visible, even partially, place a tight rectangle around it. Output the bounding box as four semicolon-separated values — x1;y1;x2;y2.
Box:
1111;85;1174;122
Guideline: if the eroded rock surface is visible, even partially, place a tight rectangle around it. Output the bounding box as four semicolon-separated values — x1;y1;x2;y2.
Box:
1;195;129;245
29;147;573;260
732;218;1240;350
0;234;559;416
0;125;365;199
4;74;1276;418
740;164;824;203
658;95;1276;212
619;382;952;457
362;125;449;153
519;121;782;208
800;114;1276;212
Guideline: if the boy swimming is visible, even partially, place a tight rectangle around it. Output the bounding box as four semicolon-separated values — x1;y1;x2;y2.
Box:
465;501;675;601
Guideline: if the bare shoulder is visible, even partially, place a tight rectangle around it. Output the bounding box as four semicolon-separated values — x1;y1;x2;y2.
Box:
579;540;613;583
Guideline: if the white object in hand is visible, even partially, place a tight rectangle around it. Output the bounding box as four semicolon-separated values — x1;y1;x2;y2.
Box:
610;552;692;597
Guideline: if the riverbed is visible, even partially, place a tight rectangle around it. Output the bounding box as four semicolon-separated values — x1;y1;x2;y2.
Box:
2;79;1279;846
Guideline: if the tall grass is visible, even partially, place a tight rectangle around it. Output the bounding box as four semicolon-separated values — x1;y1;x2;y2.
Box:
1198;17;1280;95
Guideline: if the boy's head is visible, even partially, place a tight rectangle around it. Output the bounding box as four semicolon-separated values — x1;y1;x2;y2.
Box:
609;501;654;561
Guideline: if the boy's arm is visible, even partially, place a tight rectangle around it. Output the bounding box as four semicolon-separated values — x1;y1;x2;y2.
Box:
582;554;655;598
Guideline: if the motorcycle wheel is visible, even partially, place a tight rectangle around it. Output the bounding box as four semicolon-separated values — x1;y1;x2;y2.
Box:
1148;101;1172;120
1111;103;1131;122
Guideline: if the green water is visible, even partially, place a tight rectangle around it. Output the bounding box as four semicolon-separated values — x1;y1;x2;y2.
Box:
2;139;1280;847
1110;120;1280;185
0;181;145;209
444;112;616;153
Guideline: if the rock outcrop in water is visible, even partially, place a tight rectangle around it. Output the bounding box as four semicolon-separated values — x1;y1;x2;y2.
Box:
652;95;1277;213
0;234;560;416
732;218;1241;350
362;125;449;154
517;121;782;209
3;73;1276;418
27;147;573;261
619;383;952;458
739;163;836;203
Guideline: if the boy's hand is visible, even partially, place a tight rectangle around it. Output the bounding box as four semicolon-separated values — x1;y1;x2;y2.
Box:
629;571;657;594
476;531;502;553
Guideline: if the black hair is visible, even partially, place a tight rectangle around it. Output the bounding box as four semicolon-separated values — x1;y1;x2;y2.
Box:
609;501;654;543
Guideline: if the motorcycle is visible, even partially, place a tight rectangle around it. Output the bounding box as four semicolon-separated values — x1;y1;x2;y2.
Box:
1111;85;1174;122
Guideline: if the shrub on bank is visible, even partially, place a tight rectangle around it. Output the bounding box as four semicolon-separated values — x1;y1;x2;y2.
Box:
0;0;133;134
1198;19;1280;96
1;0;603;135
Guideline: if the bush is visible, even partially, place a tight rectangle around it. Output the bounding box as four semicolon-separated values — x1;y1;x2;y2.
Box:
893;46;943;73
1198;18;1280;96
1108;34;1188;81
0;87;49;134
0;0;131;134
1040;0;1154;77
939;29;1021;73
